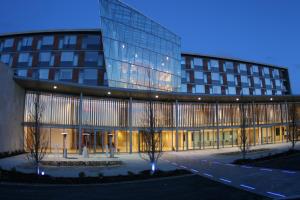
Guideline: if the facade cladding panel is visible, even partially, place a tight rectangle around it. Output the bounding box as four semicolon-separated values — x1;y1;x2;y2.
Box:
99;0;181;92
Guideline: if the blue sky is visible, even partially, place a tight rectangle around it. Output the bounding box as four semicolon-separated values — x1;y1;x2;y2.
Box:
1;0;299;94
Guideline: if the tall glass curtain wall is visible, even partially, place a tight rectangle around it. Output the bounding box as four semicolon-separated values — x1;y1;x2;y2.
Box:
24;92;298;153
99;0;181;92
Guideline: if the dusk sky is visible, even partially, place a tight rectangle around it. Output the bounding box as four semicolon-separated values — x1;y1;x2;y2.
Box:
1;0;299;94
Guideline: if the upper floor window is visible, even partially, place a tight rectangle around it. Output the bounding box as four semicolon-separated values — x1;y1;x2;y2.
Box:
224;62;233;71
38;69;49;80
194;58;203;66
64;35;76;45
209;60;219;69
195;85;205;93
263;67;270;75
212;86;221;94
275;79;281;87
227;74;234;82
0;54;11;65
242;88;249;95
266;90;272;95
42;36;54;45
195;71;203;79
254;77;261;85
228;87;236;95
3;39;14;48
273;69;279;78
252;65;259;73
82;35;100;49
255;89;261;95
39;52;51;62
239;63;247;71
84;52;99;63
16;69;27;77
59;69;73;80
265;78;271;86
18;37;33;50
212;72;220;81
181;84;187;92
241;75;248;83
61;52;78;66
18;53;32;66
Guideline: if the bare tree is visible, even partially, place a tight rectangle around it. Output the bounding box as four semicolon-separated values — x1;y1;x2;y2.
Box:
239;103;250;159
139;69;163;174
25;92;48;175
288;102;299;150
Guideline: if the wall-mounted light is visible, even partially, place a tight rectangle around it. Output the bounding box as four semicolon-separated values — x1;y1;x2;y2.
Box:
198;97;201;100
107;91;111;95
270;97;273;101
53;85;57;89
236;98;239;101
155;95;159;99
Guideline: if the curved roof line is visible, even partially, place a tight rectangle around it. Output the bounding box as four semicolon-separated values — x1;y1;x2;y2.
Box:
182;51;287;70
0;28;101;37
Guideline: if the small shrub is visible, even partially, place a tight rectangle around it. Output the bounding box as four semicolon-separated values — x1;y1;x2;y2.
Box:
10;167;17;173
78;171;86;178
139;170;150;176
98;173;104;178
127;171;135;176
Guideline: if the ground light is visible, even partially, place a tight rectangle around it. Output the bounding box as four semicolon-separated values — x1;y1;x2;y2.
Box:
151;162;156;174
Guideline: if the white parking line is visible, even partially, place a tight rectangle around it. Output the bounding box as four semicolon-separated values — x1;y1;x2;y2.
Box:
281;170;296;174
172;162;178;166
225;163;236;167
240;184;255;190
219;178;232;183
180;165;187;169
241;165;253;169
266;191;286;198
260;168;273;172
203;173;213;177
190;169;199;173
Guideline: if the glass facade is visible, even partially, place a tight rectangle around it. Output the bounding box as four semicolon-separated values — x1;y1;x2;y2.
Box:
23;91;299;153
99;0;181;92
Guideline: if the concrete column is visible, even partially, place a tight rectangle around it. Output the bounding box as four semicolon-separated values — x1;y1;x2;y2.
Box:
129;97;133;153
216;102;220;149
285;101;289;142
93;129;96;153
252;101;256;146
78;92;83;154
175;100;179;151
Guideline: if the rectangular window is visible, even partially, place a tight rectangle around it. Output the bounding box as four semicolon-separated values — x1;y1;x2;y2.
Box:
18;53;30;63
227;74;234;82
255;89;261;95
194;58;203;66
82;35;100;49
194;71;203;79
4;39;14;48
212;72;220;81
254;77;261;85
16;69;27;77
228;87;236;95
241;75;248;83
252;65;259;73
84;69;98;80
239;63;247;71
59;69;73;80
264;67;270;75
84;52;99;62
42;36;54;45
181;84;187;92
273;69;279;77
195;85;204;93
265;78;271;86
242;88;249;95
39;69;49;79
225;62;234;70
39;52;51;62
275;79;281;87
209;60;219;68
61;52;74;62
212;86;221;94
21;37;33;47
64;35;77;45
0;54;11;65
266;90;272;95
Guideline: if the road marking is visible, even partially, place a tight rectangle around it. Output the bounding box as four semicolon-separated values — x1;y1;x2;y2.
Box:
241;165;253;169
203;173;213;177
219;178;232;183
240;184;255;190
201;159;207;162
172;162;178;166
190;169;199;173
282;170;296;174
225;163;236;167
213;161;221;164
260;168;272;172
180;165;187;169
165;160;170;162
266;191;286;198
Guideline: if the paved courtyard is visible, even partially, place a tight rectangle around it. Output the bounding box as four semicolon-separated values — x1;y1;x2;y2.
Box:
0;142;299;199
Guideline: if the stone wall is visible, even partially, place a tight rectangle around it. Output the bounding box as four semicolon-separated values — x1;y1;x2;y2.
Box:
0;63;25;153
